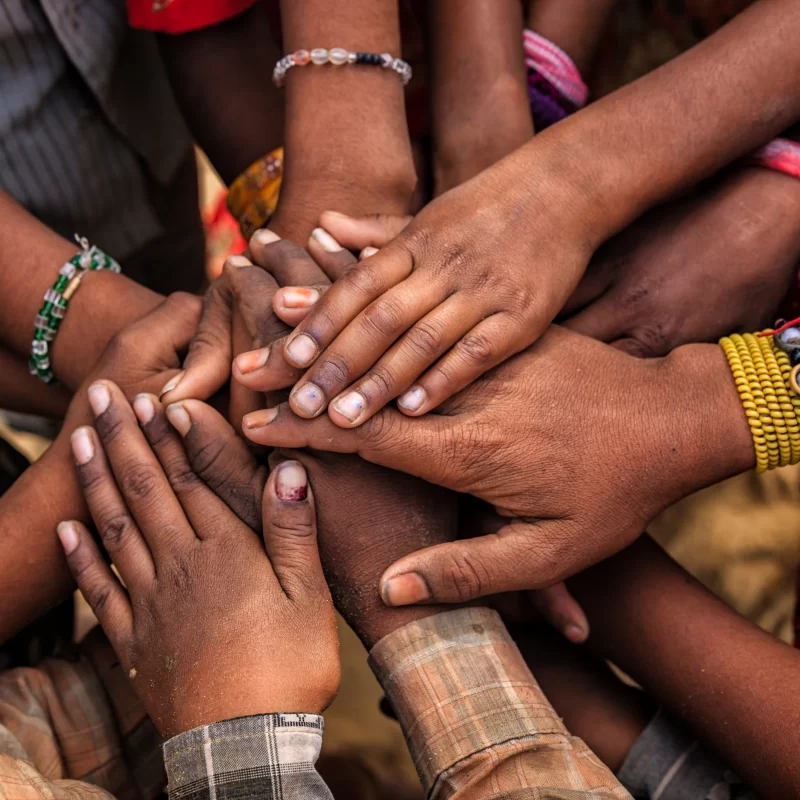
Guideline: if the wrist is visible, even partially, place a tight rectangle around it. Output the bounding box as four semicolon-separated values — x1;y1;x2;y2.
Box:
51;271;161;391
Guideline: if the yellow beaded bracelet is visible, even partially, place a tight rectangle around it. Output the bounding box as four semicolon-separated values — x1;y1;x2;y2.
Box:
226;147;284;241
719;331;800;473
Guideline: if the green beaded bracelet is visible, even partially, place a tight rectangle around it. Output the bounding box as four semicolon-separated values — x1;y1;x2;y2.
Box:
30;236;121;384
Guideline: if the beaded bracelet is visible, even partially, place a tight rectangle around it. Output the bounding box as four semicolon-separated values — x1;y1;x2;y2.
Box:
30;236;121;384
226;147;284;241
273;48;412;88
719;330;800;472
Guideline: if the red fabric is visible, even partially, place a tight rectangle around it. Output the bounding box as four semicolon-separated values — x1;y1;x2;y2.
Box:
127;0;258;33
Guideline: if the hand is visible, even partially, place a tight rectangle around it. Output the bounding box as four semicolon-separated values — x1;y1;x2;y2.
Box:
58;381;339;737
242;326;756;604
274;154;596;428
562;168;800;355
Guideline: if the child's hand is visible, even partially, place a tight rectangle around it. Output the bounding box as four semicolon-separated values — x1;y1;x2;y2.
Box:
278;168;593;428
58;381;339;737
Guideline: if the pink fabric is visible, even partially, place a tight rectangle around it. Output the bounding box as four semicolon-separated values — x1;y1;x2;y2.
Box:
752;138;800;182
523;29;589;108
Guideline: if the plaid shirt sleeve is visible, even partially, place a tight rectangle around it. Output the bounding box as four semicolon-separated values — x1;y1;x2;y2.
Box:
163;713;333;800
369;607;632;800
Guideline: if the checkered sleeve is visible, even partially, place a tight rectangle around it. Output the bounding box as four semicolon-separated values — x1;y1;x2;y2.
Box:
163;713;332;800
369;608;632;800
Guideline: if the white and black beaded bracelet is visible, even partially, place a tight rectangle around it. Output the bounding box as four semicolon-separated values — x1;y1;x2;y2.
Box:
272;48;412;88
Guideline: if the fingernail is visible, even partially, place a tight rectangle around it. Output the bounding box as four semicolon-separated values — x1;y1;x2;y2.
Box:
285;334;319;367
251;229;281;247
70;427;94;465
381;573;430;606
564;624;589;644
57;521;80;555
291;382;326;415
332;391;366;423
87;383;110;416
226;254;252;268
243;407;279;429
322;210;348;220
275;461;308;502
398;386;426;413
360;246;378;260
166;403;192;436
310;227;343;253
160;371;184;397
133;394;155;425
235;347;270;374
279;287;320;309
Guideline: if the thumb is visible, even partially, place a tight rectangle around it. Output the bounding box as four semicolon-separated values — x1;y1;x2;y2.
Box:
318;211;412;251
262;460;329;599
379;519;571;605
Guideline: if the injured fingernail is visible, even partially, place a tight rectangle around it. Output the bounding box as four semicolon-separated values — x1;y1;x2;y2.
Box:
332;391;366;423
243;407;279;429
360;246;378;260
279;287;320;309
291;382;326;416
71;427;95;465
57;521;80;555
381;573;430;606
235;347;270;374
275;461;308;502
133;394;155;425
285;334;319;367
166;403;192;436
160;371;184;397
398;386;426;413
87;383;110;416
311;228;343;253
251;229;281;248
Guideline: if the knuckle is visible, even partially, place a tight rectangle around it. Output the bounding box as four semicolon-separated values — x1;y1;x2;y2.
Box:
315;351;355;389
94;411;124;445
166;463;203;495
361;365;395;400
167;291;200;315
404;319;444;360
100;512;135;550
86;584;112;614
119;463;161;503
439;549;488;602
456;332;496;368
189;437;231;483
361;296;407;340
344;262;383;298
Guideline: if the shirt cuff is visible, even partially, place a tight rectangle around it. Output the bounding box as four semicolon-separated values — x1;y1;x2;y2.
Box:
368;608;569;792
164;713;332;800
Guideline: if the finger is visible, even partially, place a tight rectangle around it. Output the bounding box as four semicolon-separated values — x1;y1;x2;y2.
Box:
166;398;267;532
262;460;328;598
273;285;330;327
395;313;518;417
228;306;265;436
282;243;414;371
378;519;573;605
326;296;479;427
561;291;628;343
249;231;329;287
288;271;443;418
224;260;289;348
133;393;246;539
233;336;304;393
161;273;235;404
70;425;154;588
241;402;455;488
530;584;590;644
307;228;358;281
87;381;196;557
57;520;133;644
318;211;411;251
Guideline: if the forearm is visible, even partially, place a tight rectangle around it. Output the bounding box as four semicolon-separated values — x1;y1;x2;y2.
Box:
157;4;285;185
526;0;617;75
430;0;532;193
568;535;800;797
0;347;70;418
0;192;161;390
513;0;800;249
274;0;415;241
